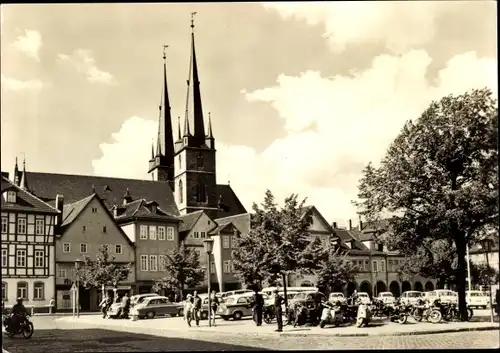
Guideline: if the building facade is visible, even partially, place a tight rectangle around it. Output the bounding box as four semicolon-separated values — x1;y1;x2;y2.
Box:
1;175;59;308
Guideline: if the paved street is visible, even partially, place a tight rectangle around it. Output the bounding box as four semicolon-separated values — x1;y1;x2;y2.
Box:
2;316;499;352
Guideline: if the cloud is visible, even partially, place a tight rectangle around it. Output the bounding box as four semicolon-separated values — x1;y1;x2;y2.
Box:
1;74;47;91
12;29;42;61
263;2;450;53
57;49;117;85
91;50;496;227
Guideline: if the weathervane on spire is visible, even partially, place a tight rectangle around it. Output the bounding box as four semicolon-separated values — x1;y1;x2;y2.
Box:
163;44;168;60
190;11;197;30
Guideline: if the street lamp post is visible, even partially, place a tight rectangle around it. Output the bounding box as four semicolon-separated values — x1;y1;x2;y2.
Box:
203;238;214;328
75;259;82;319
479;238;494;323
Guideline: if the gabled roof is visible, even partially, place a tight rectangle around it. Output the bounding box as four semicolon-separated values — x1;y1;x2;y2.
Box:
178;210;205;233
1;176;59;215
215;213;251;235
16;171;180;216
115;199;181;223
210;222;238;235
302;205;335;234
214;184;247;218
60;193;135;246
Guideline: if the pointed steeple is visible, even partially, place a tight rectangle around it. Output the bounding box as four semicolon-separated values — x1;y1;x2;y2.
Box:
20;158;29;191
156;105;162;157
13;157;19;185
161;45;175;164
183;114;191;137
177;116;182;140
207;112;214;138
151;139;155;160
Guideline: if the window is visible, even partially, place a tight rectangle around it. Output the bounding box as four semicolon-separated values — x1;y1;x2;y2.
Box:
33;282;44;300
35;219;45;235
210;262;216;273
231;235;237;248
102;226;107;233
193;231;200;239
1;249;7;267
140;225;148;240
58;268;67;278
196;182;207;203
222;236;230;249
17;282;28;300
149;255;158;272
6;191;16;203
159;255;166;271
364;260;369;272
92;208;98;213
197;154;204;169
179;155;182;169
372;260;378;272
82;225;86;233
140;255;148;271
231;261;235;273
16;250;26;267
80;243;88;254
63;243;71;253
377;243;383;252
115;245;122;254
149;226;157;240
166;227;174;241
34;250;44;268
179;180;183;203
158;226;166;240
1;282;6;301
17;218;26;234
223;260;231;273
2;217;8;233
380;260;386;272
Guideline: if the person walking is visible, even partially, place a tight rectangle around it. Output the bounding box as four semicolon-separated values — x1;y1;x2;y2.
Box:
273;289;284;332
184;294;193;327
99;293;112;319
252;288;264;326
121;293;130;319
210;290;219;327
49;297;56;315
192;291;202;327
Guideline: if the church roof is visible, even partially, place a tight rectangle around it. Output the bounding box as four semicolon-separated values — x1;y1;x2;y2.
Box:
178;210;204;233
115;199;180;223
214;184;248;218
1;176;60;215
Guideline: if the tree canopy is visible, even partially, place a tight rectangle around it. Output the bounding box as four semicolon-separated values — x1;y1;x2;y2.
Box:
79;245;132;291
152;242;205;299
316;248;359;295
354;88;498;320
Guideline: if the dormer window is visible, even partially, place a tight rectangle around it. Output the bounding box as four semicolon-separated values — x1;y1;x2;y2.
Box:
377;243;384;252
6;191;16;203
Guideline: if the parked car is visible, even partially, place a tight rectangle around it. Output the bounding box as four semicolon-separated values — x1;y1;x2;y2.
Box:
130;293;158;307
356;292;372;305
217;292;271;320
129;296;183;319
466;290;490;309
329;292;347;304
434;290;458;305
220;289;254;300
289;291;327;310
400;291;423;305
261;287;318;297
178;293;214;319
377;292;396;305
422;291;438;303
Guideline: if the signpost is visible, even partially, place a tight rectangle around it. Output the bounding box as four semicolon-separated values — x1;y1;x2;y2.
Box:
70;283;77;318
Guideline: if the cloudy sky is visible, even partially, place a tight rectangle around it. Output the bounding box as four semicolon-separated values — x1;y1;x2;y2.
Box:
1;2;497;227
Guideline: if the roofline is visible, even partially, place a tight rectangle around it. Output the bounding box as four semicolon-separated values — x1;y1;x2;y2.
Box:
2;176;60;214
61;193;95;226
116;215;182;223
215;212;250;222
24;171;174;184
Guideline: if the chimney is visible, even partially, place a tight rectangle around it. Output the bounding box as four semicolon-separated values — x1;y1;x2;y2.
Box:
349;219;352;230
55;195;64;227
332;222;337;229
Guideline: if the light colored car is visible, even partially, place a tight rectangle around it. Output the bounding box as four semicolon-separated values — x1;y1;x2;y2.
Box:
400;291;423;305
377;292;396;305
466;290;490;309
130;293;158;306
434;290;458;305
329;292;347;304
422;291;438;303
129;296;183;319
217;292;271;321
356;292;372;305
220;289;254;299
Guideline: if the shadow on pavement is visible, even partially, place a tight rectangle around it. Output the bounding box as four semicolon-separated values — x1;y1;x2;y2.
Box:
2;328;269;352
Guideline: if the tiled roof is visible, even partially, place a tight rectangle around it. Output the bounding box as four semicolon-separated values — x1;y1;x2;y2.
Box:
210;222;237;234
115;199;180;223
360;218;391;233
1;176;59;215
178;210;204;233
19;171;180;216
62;194;95;227
215;213;251;235
214;184;247;218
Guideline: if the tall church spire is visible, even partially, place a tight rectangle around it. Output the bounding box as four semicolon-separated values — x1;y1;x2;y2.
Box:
161;45;175;164
177;116;182;140
20;157;29;191
13;157;19;185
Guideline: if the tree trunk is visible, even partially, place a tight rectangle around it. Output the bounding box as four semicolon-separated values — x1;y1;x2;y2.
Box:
455;237;469;321
282;273;288;308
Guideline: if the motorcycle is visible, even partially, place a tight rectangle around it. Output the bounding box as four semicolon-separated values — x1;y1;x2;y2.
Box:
2;314;34;339
263;305;275;324
319;302;346;328
356;303;372;327
388;303;408;324
412;303;442;323
442;303;473;322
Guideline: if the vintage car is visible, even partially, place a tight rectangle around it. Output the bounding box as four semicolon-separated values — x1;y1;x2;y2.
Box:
434;290;458;305
377;292;396;305
422;291;438;303
219;289;254;300
289;291;327;310
130;293;158;307
400;291;423;305
217;292;263;320
356;292;372;305
128;296;183;319
328;292;347;304
466;290;490;309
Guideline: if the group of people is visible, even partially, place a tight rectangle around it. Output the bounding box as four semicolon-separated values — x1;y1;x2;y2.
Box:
99;292;130;319
182;290;220;327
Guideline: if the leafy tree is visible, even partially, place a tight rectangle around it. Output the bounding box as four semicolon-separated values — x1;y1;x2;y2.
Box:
152;242;205;300
470;262;499;288
79;245;132;293
316;248;359;296
232;190;329;303
354;88;498;320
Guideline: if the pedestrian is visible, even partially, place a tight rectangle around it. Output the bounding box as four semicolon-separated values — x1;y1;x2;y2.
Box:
49;297;56;315
121;293;130;319
174;292;180;303
184;294;193;326
273;289;284;332
252;288;264;326
99;294;111;319
495;289;500;316
210;290;219;327
192;291;202;327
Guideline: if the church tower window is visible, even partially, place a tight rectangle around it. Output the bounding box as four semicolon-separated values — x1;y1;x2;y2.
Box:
197;154;204;169
196;181;207;203
179;155;182;169
178;180;183;203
